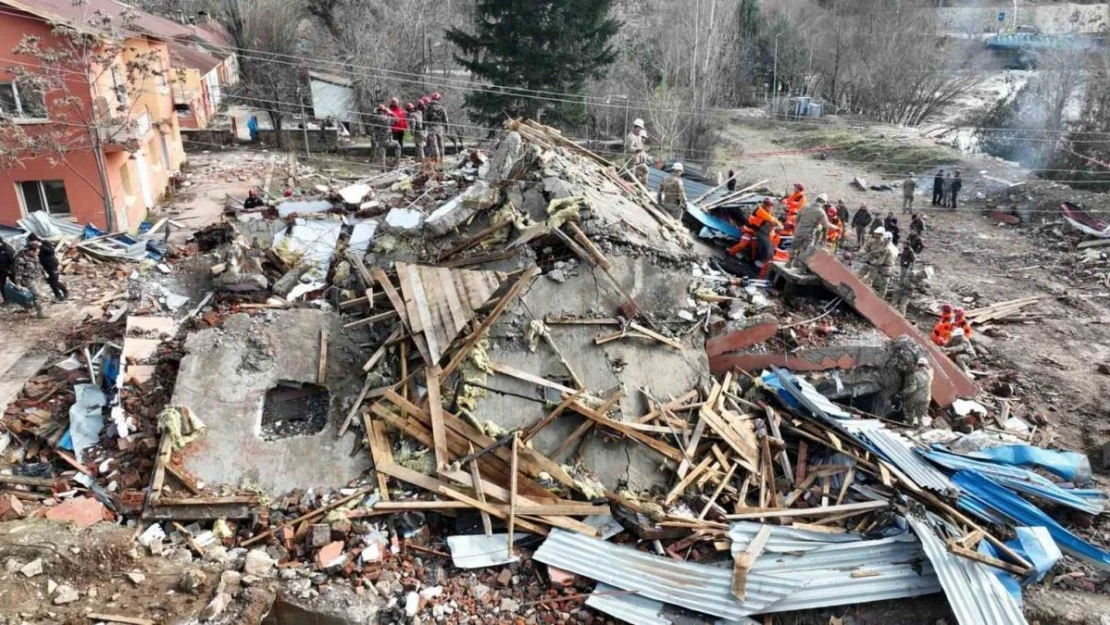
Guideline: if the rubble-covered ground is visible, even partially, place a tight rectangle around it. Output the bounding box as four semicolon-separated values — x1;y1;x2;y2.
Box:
1;118;1109;625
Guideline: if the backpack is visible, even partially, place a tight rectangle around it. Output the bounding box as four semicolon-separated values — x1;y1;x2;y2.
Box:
426;103;446;125
3;280;36;309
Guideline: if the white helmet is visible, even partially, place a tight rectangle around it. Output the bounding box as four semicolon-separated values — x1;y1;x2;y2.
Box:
671;162;684;172
816;193;829;203
633;118;645;129
916;356;929;366
883;231;894;241
873;226;886;235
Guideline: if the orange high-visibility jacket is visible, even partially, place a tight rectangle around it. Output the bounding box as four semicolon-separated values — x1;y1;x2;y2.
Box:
783;191;807;213
954;317;972;339
748;206;781;231
932;320;953;346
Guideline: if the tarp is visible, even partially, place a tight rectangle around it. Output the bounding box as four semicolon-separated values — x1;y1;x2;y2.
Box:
951;470;1110;572
964;445;1091;485
1059;202;1110;238
63;384;106;462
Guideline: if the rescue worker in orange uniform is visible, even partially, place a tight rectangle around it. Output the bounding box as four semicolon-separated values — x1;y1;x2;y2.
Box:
780;183;807;235
953;307;973;340
727;197;781;262
825;205;843;251
931;303;954;346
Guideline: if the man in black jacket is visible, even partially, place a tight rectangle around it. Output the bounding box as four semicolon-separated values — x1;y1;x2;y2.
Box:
0;240;13;305
949;170;963;210
28;234;68;301
932;169;944;206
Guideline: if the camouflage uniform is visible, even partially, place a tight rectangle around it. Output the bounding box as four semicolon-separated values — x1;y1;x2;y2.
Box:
892;266;930;315
409;109;426;159
657;173;687;219
13;247;43;317
624;131;649;186
857;234;885;285
902;365;933;427
788;203;831;268
424;101;449;161
944;333;975;373
872;241;899;298
371;110;394;162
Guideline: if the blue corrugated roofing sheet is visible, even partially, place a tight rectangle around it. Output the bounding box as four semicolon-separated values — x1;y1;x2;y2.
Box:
952;471;1110;572
908;517;1028;625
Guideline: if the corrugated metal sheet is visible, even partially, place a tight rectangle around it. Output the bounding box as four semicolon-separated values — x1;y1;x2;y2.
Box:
729;522;866;554
763;563;941;613
585;584;671;625
863;429;957;495
533;529;806;620
907;517;1028;625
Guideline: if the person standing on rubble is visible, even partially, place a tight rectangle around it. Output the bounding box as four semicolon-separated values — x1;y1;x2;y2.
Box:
407;102;426;161
898;237;916;278
787;195;832;269
910;212;925;237
871;231;899;297
371;104;393;162
932;303;954;346
0;240;13;305
387;97;408;154
13;241;45;318
657;162;687;218
886;216;901;246
28;234;67;302
948;169;963;210
851;203;872;248
902;173;917;213
242;189;264;210
825;205;843;251
940;172;953;208
836;199;850;227
424;92;449;164
902;357;933;428
858;227;885;285
907;231;924;255
932;169;945;206
952;307;972;340
892;263;930;315
624;118;651;187
727;169;737;193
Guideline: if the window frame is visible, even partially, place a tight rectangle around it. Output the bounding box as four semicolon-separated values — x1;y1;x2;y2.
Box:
16;180;72;217
0;80;48;121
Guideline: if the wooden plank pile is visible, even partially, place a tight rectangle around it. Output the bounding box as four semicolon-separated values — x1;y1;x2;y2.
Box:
964;296;1044;325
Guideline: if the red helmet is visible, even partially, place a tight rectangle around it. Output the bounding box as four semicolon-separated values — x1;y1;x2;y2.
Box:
405;102;415;112
941;303;953;313
954;307;966;317
825;207;837;219
431;92;442;101
794;183;805;191
389;97;399;107
376;103;387;112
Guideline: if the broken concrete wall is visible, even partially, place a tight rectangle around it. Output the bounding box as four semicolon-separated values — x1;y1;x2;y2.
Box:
173;310;371;494
470;255;709;491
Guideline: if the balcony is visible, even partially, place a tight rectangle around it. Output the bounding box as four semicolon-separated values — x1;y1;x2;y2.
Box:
96;111;153;151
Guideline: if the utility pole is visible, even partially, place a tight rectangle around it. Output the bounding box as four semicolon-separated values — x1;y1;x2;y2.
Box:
297;86;311;158
771;34;780;118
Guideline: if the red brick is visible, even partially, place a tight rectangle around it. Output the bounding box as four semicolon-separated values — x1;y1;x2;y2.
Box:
315;541;345;569
804;249;976;406
0;494;25;521
43;496;112;527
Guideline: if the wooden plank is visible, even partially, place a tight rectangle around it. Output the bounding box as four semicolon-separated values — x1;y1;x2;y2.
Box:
86;614;155;625
565;399;685;463
369;420;393;500
439;468;598;536
664;455;715;505
426;367;449;472
163;463;202;496
699;406;759;473
549;389;622;461
410;266;443;361
835;466;855;506
436;218;512;262
241;488;373;547
521;390;583;443
371;267;411;324
508;433;520;554
317;329;328;384
442;267;540;379
338;373;374;438
947;542;1031;576
467;443;494;535
725;500;889;520
362;326;404;373
396;264;424;333
437;267;469;337
343;309;399;330
698;462;736;520
148;434;173;501
489;361;602;404
677;414;707;478
731;524;772;601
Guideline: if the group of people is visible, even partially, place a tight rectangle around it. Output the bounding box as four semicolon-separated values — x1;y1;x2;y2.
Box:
932;303;976;373
370;93;450;163
0;234;69;318
932;169;962;209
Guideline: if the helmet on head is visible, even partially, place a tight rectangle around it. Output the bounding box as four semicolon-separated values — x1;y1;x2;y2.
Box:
376;103;387;112
248;189;257;197
873;226;885;235
942;303;953;313
431;92;442;101
883;231;893;241
420;97;430;106
671;162;684;173
917;356;929;367
633;118;644;129
954;307;966;317
388;97;399;107
794;182;805;192
405;102;415;112
761;197;774;207
816;193;829;203
826;206;837;219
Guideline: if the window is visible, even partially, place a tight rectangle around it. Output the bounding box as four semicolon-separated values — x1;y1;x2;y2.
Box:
173;103;191;114
17;181;70;216
119;163;134;198
0;81;46;119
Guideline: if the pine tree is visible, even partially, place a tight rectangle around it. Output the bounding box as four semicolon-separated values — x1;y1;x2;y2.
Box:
446;0;620;128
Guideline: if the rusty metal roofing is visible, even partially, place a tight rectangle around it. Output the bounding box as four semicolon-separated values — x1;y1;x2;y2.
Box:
908;517;1028;625
533;529;806;620
170;43;221;73
861;428;957;495
2;0;193;40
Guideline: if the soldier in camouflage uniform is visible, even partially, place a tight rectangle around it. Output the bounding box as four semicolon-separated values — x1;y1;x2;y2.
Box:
424;92;449;163
13;241;44;318
624;118;650;186
902;357;933;428
656;162;687;219
370;104;392;163
407;101;426;160
892;264;931;315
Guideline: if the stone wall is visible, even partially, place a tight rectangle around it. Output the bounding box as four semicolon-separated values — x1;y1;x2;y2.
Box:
937;3;1108;35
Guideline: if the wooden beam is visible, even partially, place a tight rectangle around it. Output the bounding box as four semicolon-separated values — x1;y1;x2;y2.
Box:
731;524;772;601
317;329;329;384
338;373;375;438
698;462;737;521
725;500;888;520
467;443;494;536
343;309;399;330
426;367;449;472
665;455;715;505
442;267;540;378
549;389;622;461
437;218;512;261
241;488;372;547
362;326;404;372
508;433;520;555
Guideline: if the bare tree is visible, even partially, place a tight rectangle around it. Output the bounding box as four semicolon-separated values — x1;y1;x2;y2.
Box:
1;3;171;229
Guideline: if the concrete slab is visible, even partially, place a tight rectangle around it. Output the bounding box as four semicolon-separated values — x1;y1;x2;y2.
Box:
173;310;371;494
473;255;708;491
710;345;887;377
0;342;48;415
804;248;977;406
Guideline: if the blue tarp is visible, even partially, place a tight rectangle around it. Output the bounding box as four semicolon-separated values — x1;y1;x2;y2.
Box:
924;449;1106;516
965;445;1092;485
686;203;741;240
980;526;1060;604
951;470;1110;572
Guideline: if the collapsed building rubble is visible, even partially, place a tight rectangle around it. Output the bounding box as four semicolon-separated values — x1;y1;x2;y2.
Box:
1;120;1107;625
